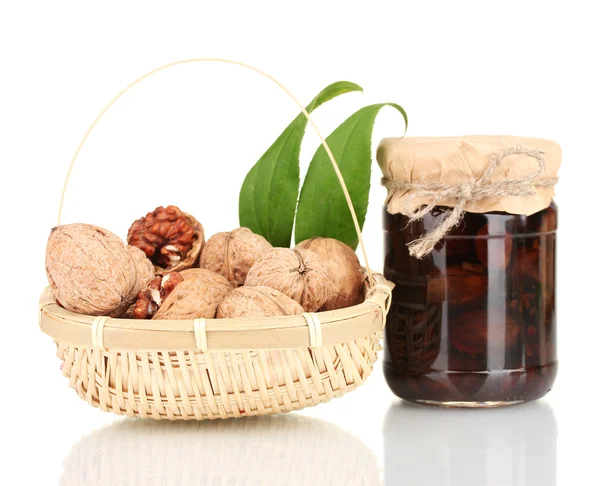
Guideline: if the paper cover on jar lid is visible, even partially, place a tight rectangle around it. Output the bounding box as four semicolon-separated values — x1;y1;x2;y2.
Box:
377;135;561;216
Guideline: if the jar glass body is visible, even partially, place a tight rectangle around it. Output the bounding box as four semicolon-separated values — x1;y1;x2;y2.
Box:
383;202;557;407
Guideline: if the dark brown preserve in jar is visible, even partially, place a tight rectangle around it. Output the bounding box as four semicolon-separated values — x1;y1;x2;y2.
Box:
383;202;557;406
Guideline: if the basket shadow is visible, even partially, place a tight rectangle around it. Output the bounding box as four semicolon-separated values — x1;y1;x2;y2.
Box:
383;400;557;486
61;414;381;486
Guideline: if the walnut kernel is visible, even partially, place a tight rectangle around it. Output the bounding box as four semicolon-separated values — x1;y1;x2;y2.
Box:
132;272;184;319
128;205;204;274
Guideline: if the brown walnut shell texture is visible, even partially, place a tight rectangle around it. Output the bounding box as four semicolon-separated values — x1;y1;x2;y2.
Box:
127;205;205;275
46;224;154;317
245;248;333;312
216;286;304;318
295;237;363;310
127;245;156;296
153;269;232;320
200;227;272;287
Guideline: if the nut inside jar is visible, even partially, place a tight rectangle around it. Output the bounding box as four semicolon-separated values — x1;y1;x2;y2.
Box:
383;203;557;406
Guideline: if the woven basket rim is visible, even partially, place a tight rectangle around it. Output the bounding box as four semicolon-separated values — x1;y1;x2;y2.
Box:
40;273;393;352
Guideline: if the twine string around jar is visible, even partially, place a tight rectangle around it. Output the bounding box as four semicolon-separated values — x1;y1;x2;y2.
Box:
382;146;559;258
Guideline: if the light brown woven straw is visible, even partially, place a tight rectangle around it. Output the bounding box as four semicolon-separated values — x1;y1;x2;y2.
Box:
39;58;394;420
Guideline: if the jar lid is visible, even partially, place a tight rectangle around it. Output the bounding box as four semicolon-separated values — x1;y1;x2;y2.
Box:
377;135;561;217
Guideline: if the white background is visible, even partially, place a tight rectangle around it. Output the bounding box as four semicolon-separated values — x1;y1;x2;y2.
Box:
1;1;598;484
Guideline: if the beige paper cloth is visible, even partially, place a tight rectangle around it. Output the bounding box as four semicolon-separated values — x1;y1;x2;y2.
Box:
377;135;561;257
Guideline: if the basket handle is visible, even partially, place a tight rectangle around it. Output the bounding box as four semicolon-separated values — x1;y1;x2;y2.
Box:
57;58;374;286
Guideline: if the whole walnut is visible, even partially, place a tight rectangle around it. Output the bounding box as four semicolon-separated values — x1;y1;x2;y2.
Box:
216;286;304;318
200;227;272;287
245;248;333;312
128;245;156;296
153;269;232;320
179;268;223;280
128;205;205;275
46;224;153;317
295;237;363;310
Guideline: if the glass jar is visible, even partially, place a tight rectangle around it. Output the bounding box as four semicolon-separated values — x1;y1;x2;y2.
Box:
383;202;557;407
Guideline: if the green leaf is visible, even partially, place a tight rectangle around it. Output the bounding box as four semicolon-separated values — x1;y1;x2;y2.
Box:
295;103;408;250
239;81;363;247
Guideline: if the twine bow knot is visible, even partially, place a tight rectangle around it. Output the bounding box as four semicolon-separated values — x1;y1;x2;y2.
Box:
382;146;558;259
458;181;473;200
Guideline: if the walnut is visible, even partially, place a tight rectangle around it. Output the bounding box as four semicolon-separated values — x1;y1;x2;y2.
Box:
127;205;205;275
131;289;157;320
245;248;333;312
450;308;521;358
199;227;272;287
216;286;304;318
153;269;232;320
295;237;363;310
131;272;184;319
128;245;156;296
46;223;152;317
428;264;488;306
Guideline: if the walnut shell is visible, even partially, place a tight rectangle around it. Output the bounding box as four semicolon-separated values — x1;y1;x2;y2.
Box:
127;205;205;275
152;269;232;320
46;224;149;317
127;245;156;296
245;248;333;312
179;268;221;280
295;237;363;310
216;286;304;318
200;227;272;287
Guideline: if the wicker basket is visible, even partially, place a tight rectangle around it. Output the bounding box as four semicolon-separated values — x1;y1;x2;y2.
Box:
385;303;442;375
39;58;393;420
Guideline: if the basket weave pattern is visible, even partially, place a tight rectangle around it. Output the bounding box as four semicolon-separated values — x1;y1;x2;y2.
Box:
385;304;441;375
57;330;382;420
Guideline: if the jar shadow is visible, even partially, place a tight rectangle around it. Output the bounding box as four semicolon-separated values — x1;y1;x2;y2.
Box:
383;401;557;486
61;414;381;486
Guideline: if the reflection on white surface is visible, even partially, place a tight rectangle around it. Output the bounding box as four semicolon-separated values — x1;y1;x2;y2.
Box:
61;414;380;486
384;401;557;486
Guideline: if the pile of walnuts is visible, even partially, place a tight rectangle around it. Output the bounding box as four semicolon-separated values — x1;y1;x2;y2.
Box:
45;205;365;320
